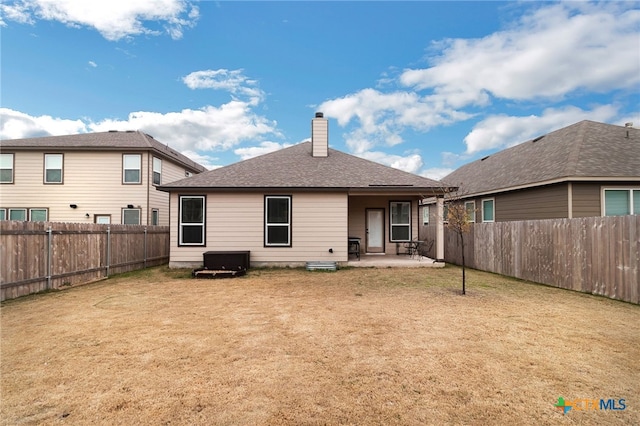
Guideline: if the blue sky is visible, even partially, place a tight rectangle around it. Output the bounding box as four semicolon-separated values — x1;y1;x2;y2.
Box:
1;1;638;179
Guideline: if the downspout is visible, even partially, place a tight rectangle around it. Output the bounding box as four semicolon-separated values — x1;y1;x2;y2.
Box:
147;152;151;225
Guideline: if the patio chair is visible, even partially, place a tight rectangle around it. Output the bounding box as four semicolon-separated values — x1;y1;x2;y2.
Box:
415;239;434;261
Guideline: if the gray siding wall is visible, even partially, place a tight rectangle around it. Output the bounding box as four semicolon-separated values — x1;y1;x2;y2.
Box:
493;183;569;221
571;182;601;218
572;181;640;218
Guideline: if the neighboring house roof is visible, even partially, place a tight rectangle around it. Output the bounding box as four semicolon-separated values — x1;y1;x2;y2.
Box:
160;141;449;193
443;120;640;197
0;131;206;172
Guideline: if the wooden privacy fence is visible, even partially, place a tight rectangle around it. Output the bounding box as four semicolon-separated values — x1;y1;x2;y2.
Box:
0;221;170;301
421;215;639;304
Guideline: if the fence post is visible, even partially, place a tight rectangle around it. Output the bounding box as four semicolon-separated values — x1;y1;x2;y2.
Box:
46;225;52;290
144;226;148;268
106;225;111;277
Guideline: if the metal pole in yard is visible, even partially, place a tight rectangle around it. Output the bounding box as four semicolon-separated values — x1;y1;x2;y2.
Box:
144;226;147;268
46;226;52;290
106;226;111;277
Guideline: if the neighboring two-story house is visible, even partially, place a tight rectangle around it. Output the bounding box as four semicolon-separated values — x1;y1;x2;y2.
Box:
422;120;639;225
0;131;206;225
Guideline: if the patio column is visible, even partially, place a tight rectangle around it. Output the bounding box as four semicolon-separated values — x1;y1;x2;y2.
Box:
436;196;445;262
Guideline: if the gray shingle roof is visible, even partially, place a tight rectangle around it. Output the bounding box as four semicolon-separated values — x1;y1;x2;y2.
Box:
160;141;448;193
0;131;206;172
443;120;640;196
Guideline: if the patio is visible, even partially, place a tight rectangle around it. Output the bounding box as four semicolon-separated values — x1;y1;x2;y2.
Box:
346;253;444;268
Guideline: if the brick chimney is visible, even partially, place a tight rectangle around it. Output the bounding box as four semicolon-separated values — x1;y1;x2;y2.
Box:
311;112;328;157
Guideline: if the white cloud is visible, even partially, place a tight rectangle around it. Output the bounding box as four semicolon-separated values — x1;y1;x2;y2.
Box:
316;2;638;166
0;2;34;25
1;101;281;155
0;0;199;40
0;107;87;139
182;69;265;104
319;88;472;153
234;141;293;161
400;3;640;104
180;150;216;171
89;102;280;152
88;60;97;68
421;167;454;181
358;150;424;174
463;104;620;154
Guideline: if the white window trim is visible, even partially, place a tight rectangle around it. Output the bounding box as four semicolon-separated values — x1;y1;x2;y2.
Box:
0;153;14;184
123;154;142;184
602;187;640;216
390;201;412;242
481;198;495;223
265;195;292;247
44;153;63;184
122;208;141;225
152;208;159;226
153;157;162;186
8;208;27;221
29;208;48;222
465;201;476;223
179;195;206;246
0;208;6;220
95;215;111;224
422;205;429;225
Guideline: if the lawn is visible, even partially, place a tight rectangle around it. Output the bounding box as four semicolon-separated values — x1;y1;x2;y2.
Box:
1;266;638;425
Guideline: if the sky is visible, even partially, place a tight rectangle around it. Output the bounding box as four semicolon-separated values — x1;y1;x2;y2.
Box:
1;1;638;179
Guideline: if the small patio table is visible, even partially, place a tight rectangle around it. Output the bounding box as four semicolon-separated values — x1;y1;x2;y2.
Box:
348;237;361;260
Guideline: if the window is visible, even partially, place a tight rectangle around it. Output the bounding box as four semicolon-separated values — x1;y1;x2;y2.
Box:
122;208;141;225
422;206;429;225
123;154;141;184
482;199;495;222
153;157;162;185
604;189;640;216
390;201;411;242
465;201;476;223
265;196;291;246
95;215;111;224
0;209;6;220
152;209;159;226
179;196;205;245
0;153;14;183
29;208;48;221
9;208;26;221
443;204;449;223
44;154;63;183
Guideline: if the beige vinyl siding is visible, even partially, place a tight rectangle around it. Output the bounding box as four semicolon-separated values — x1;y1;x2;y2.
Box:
169;192;348;267
146;153;191;226
2;151;148;224
150;152;205;226
348;195;420;255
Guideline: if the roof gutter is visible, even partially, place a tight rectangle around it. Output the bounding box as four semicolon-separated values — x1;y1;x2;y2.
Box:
442;176;640;200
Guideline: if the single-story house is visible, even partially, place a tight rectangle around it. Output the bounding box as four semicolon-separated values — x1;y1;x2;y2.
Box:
422;120;639;224
159;113;455;268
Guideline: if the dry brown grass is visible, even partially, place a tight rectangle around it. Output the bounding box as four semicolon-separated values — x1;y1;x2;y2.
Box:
1;266;639;425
